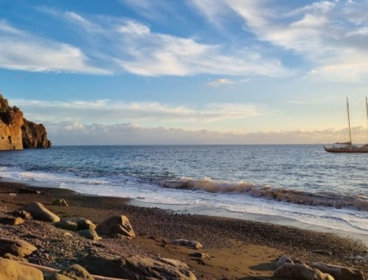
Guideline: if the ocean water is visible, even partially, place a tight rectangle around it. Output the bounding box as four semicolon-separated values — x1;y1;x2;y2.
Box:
0;145;368;243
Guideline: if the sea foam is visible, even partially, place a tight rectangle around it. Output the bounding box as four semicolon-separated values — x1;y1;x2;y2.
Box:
160;177;368;211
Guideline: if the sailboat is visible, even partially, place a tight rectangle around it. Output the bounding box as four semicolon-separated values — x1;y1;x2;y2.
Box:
324;97;368;153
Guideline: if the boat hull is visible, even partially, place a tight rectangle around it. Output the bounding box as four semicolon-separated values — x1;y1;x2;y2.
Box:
324;146;368;153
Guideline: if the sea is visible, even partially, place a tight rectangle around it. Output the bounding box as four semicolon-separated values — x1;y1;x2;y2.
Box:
0;145;368;244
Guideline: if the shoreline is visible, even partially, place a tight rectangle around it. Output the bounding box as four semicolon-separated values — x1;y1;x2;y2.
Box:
0;180;367;279
5;174;368;246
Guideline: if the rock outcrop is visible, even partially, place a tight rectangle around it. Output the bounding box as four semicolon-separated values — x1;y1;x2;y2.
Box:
274;263;334;280
22;118;51;149
311;262;364;280
80;253;196;280
0;93;51;150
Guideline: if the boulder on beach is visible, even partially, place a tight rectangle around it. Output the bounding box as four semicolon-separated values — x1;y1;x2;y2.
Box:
23;201;60;222
79;252;196;280
0;258;43;280
0;238;37;257
312;262;364;280
96;215;135;239
76;218;96;231
277;255;294;267
274;263;334;280
54;219;78;231
172;239;203;249
78;229;101;241
49;264;94;280
52;199;69;207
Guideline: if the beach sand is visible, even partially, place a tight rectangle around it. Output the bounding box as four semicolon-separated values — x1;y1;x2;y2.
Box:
0;181;367;279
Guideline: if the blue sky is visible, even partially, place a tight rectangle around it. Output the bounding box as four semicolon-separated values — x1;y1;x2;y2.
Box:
1;0;368;144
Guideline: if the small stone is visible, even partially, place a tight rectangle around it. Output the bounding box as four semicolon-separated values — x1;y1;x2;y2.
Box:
52;199;69;207
312;250;333;256
172;239;203;249
188;252;210;259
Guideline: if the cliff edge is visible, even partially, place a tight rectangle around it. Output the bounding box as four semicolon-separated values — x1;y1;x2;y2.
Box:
0;93;51;150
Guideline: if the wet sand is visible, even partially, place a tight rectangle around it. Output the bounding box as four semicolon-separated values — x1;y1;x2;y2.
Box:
0;180;367;279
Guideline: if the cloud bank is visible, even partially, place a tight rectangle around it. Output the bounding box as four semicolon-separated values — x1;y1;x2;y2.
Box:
47;121;366;145
12;98;262;124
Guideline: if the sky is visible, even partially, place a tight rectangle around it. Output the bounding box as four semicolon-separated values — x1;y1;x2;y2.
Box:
1;0;368;144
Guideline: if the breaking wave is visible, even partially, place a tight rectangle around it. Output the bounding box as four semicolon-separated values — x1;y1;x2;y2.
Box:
160;177;368;211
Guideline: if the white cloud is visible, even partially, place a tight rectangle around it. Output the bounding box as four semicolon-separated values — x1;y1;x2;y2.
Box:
0;20;109;74
190;0;230;26
118;20;150;35
52;11;289;77
207;78;234;87
12;98;263;125
193;0;368;82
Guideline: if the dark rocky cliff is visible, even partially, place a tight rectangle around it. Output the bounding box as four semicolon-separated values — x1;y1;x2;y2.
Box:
22;119;51;148
0;93;51;150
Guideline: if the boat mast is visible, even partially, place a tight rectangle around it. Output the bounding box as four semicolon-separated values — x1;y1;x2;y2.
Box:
347;97;352;144
366;97;368;142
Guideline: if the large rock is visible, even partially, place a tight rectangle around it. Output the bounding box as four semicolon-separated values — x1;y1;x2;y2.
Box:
274;263;334;280
0;238;37;257
312;262;364;280
0;258;43;280
80;253;196;280
23;201;60;222
0;95;23;150
96;215;135;239
22;118;51;148
0;93;51;150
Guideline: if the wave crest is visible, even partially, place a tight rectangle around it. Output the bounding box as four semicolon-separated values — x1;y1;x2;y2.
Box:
160;177;368;211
